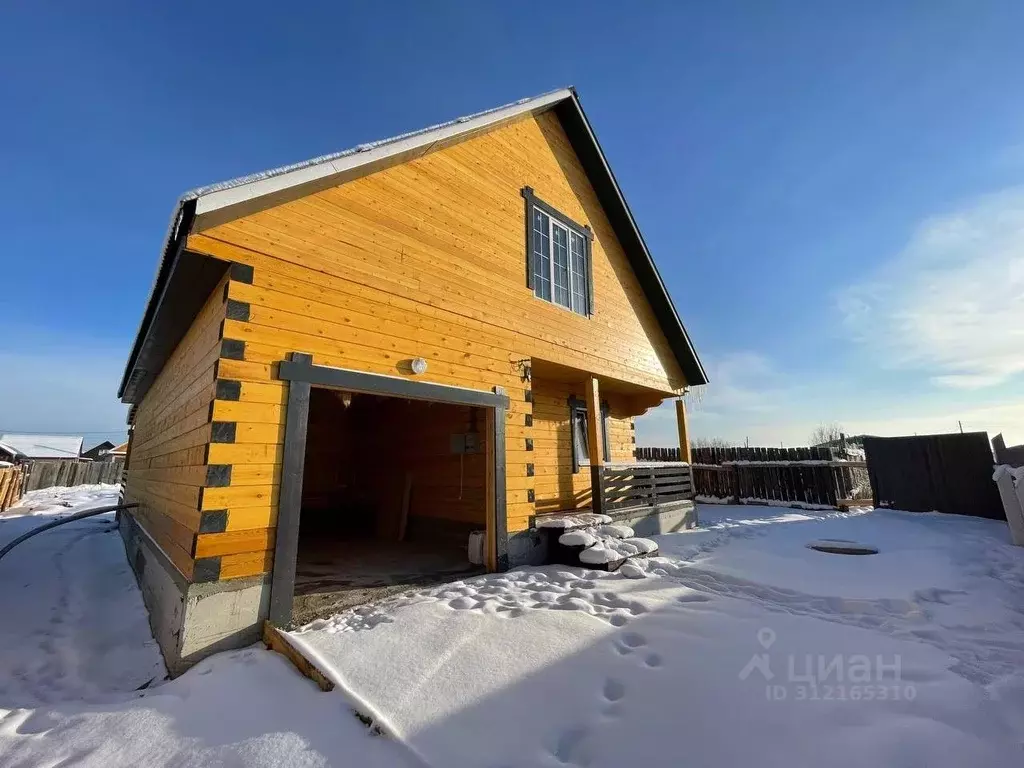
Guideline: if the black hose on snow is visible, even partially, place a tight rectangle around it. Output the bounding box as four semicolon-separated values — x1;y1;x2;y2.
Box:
0;502;138;563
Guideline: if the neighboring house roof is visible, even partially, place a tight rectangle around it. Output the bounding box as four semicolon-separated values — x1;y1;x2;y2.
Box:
0;434;83;459
108;441;128;456
81;440;116;460
119;87;708;403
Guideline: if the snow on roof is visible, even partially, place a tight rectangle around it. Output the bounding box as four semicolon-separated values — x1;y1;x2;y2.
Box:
108;441;128;455
0;434;83;459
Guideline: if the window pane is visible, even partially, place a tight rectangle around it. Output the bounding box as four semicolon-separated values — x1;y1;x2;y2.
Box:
573;411;590;466
569;231;587;314
552;223;571;308
532;209;551;301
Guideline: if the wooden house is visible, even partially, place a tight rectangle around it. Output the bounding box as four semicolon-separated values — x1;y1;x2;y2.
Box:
117;87;707;673
106;441;128;461
81;440;116;461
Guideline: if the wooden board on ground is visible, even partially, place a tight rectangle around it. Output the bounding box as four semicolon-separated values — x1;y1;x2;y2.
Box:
262;620;335;692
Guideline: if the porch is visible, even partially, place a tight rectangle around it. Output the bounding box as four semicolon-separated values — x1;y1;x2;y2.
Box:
526;358;698;552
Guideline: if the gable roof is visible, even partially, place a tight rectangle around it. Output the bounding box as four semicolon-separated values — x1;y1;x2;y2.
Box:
0;434;83;459
108;441;128;456
81;440;116;460
119;87;707;403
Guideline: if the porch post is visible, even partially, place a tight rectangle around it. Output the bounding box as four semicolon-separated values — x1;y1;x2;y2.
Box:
675;397;692;464
586;376;605;515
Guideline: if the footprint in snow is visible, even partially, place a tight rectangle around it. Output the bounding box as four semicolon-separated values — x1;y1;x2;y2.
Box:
550;725;591;766
676;591;712;604
601;702;623;718
620;632;646;648
602;678;625;702
612;631;647;656
644;653;663;668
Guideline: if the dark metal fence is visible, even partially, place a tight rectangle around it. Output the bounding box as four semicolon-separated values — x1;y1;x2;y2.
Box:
602;463;694;512
863;432;1002;519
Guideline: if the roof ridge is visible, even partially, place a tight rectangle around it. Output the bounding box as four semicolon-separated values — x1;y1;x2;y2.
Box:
183;86;574;203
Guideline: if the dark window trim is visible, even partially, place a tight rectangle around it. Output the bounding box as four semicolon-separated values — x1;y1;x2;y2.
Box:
268;353;509;626
567;395;610;472
522;187;593;240
522;187;595;316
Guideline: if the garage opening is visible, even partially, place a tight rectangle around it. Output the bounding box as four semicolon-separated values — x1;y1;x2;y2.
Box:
292;388;488;624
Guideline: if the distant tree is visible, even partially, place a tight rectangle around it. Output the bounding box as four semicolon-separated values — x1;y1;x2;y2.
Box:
809;422;845;447
691;436;732;449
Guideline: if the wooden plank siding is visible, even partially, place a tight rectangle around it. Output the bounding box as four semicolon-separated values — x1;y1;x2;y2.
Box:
122;269;281;583
530;378;635;522
161;110;681;582
123;274;232;580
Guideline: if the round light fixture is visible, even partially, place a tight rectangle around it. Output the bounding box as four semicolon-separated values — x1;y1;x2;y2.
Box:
411;357;428;375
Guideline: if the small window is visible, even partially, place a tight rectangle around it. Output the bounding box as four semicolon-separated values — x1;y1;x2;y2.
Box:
568;397;610;473
523;187;593;316
572;408;590;468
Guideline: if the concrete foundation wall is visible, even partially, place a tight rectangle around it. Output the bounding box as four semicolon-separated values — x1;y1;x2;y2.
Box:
119;512;270;676
610;501;698;537
507;528;549;568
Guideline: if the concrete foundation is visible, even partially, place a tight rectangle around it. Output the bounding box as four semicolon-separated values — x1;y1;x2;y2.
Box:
608;500;698;537
118;513;270;676
507;528;550;567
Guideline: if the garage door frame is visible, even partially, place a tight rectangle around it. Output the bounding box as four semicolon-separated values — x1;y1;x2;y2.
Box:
268;351;510;625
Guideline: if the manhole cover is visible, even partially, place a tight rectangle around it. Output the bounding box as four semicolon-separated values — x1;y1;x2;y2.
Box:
807;539;879;555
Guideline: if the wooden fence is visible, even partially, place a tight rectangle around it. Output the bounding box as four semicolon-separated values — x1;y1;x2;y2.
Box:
20;459;125;494
602;463;694;512
0;466;26;512
635;447;682;462
636;446;870;509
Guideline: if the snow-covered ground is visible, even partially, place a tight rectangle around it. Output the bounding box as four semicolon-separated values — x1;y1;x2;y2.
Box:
0;486;417;767
2;488;1023;767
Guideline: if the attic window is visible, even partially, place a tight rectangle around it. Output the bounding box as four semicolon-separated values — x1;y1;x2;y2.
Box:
522;187;594;317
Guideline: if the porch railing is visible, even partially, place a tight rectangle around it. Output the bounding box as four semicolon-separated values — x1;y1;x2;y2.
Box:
601;463;694;512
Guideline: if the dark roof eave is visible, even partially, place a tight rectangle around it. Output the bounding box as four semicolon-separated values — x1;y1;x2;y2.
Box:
555;93;708;387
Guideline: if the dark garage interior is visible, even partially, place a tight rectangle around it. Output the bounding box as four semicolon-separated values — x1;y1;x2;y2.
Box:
291;388;488;624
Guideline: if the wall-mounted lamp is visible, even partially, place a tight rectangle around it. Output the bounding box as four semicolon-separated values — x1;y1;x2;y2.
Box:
512;358;532;383
411;357;428;375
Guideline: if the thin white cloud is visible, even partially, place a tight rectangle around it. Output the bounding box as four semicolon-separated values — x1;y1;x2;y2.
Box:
636;352;799;446
839;187;1024;389
685;352;788;417
843;400;1024;446
0;330;128;442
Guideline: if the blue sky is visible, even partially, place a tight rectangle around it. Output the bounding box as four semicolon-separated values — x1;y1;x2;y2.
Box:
2;2;1023;449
